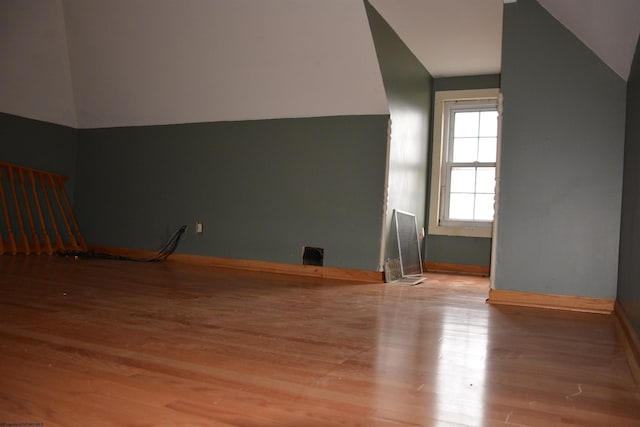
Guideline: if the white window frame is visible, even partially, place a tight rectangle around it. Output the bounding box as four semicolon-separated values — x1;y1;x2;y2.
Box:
428;89;501;238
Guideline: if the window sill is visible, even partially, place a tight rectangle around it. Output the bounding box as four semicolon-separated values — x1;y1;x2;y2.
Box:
428;224;493;238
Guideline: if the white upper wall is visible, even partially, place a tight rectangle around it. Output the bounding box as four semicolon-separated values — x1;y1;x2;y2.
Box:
0;0;77;127
62;0;389;128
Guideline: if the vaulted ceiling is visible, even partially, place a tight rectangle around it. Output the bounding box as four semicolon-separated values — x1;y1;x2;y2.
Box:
3;0;639;129
370;0;640;81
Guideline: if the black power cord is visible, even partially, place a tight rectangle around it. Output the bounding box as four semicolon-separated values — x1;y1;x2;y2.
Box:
58;225;188;262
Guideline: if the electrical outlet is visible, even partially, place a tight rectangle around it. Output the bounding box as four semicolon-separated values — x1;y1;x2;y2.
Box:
196;221;203;235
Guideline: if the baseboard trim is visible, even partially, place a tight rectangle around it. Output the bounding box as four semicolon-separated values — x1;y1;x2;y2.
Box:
614;301;640;386
486;288;614;314
88;246;383;283
424;262;490;276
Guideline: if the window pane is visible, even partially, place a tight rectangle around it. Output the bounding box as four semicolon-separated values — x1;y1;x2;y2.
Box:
478;138;497;162
452;137;478;162
450;167;475;193
475;167;495;194
449;193;474;220
474;194;495;221
454;112;479;137
479;110;498;137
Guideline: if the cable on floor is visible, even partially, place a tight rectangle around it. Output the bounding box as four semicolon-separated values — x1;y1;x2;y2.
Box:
57;225;188;262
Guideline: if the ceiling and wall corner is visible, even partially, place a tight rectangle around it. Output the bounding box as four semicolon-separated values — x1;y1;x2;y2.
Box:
537;0;640;81
617;23;640;341
368;0;640;82
495;0;626;299
364;0;433;271
2;0;639;129
0;0;77;128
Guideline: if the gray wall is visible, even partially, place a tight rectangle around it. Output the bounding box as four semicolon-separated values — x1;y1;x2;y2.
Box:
494;0;626;298
425;74;500;267
74;116;389;271
617;34;640;336
365;1;432;265
433;74;500;93
427;235;492;267
0;112;78;201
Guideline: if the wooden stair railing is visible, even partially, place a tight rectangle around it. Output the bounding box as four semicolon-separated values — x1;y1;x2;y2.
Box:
0;162;86;255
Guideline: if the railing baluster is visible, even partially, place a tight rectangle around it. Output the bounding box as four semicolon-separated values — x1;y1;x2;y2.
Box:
0;162;84;255
48;175;78;250
39;174;65;251
0;170;4;254
29;171;53;255
7;167;29;254
18;169;41;254
0;169;15;255
56;176;86;251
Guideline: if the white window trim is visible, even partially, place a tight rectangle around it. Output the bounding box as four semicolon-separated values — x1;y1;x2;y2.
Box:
428;88;500;238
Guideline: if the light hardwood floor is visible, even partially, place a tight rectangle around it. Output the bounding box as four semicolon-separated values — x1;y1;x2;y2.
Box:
0;256;638;426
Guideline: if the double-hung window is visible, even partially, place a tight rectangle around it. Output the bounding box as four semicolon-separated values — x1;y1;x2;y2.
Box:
429;89;500;238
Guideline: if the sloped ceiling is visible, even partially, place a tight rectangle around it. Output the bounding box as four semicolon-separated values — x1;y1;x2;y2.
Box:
3;0;639;128
371;0;640;81
537;0;640;81
62;0;389;128
369;0;504;78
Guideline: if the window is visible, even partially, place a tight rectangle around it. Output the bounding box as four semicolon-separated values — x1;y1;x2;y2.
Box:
428;89;500;238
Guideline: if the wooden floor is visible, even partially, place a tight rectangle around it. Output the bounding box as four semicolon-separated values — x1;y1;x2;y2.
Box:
0;256;639;426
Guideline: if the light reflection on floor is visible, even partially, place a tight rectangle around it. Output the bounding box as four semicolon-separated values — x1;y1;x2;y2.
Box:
373;282;490;426
434;310;489;426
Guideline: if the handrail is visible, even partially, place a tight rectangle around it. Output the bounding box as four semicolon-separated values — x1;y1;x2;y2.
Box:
0;162;86;255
